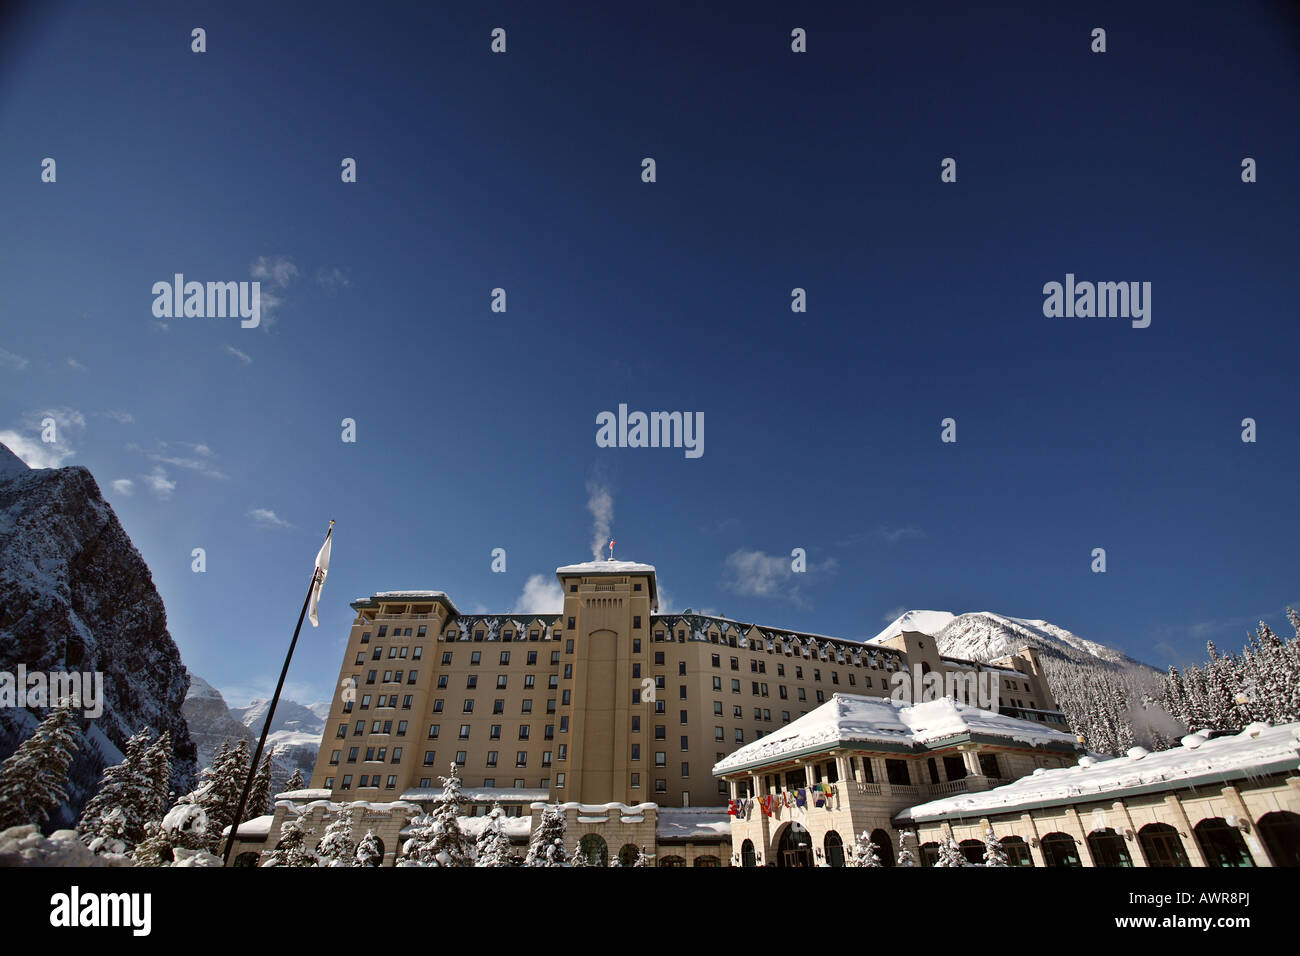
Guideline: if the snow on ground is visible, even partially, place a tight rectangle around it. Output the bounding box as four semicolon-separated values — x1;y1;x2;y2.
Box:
655;807;731;840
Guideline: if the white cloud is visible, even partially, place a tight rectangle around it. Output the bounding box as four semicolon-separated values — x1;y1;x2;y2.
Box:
250;256;298;328
66;358;85;371
0;407;86;469
222;344;252;366
513;574;564;614
98;409;134;424
111;479;134;496
316;266;351;292
0;348;28;371
142;466;175;499
249;507;294;529
147;441;227;479
721;548;836;604
876;526;924;544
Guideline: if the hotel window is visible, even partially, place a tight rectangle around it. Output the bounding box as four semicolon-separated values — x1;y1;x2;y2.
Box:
360;695;372;710
713;702;723;715
633;639;641;654
654;675;665;689
354;652;365;665
470;651;481;665
474;631;485;641
551;650;561;665
730;657;739;671
714;727;724;741
546;700;556;715
456;751;467;764
678;661;687;677
393;670;402;684
419;778;431;788
418;625;427;637
548;675;559;689
632;689;642;705
463;700;474;713
490;724;501;739
563;664;573;680
631;743;641;761
527;650;538;665
814;669;821;681
655;752;666;767
711;654;720;668
500;651;510;665
493;700;505;714
392;747;403;763
712;676;722;691
423;751;435;766
529;632;539;642
816;690;825;703
632;663;641;679
864;676;872;688
519;725;530;740
753;708;762;720
751;681;759;695
403;696;413;710
557;744;567;760
562;690;571;705
559;716;569;732
482;778;495;788
734;729;744;743
372;649;382;662
762;709;771;721
336;723;347;739
777;663;785;676
832;672;839;685
654;701;665;714
681;762;689;777
397;721;408;736
885;759;910;785
459;725;470;739
341;775;352;789
760;683;769;697
378;626;387;638
680;709;688;724
324;777;334;789
848;674;855;686
732;706;742;718
516;752;527;767
433;699;444;713
631;773;640;789
486;751;498;767
782;711;791;723
381;720;393;734
633;616;642;629
797;688;806;701
779;685;788;699
655;652;665;666
428;724;440;739
361;632;371;644
441;652;452;665
524;674;535;688
556;773;565;788
466;676;478;689
680;735;689;751
367;670;377;684
329;750;341;765
655;779;667;793
795;667;803;679
655;725;666;740
407;670;418;684
731;680;740;694
542;750;553;768
386;775;397;789
496;675;508;689
567;617;575;630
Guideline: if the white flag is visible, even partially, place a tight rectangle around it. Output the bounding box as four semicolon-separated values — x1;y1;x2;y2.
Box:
308;524;333;627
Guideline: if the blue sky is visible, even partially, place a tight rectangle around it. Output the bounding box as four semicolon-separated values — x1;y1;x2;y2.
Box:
1;1;1297;706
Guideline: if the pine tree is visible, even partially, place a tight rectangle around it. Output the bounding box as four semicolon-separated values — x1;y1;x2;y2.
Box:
316;803;358;866
283;767;306;793
524;806;569;866
247;753;274;819
262;812;317;867
400;763;474;866
179;736;250;853
77;727;154;853
142;731;174;823
982;828;1008;867
132;802;210;866
934;835;967;867
474;803;515;867
852;829;882;867
633;845;653;867
0;696;81;829
569;844;591;867
354;830;383;867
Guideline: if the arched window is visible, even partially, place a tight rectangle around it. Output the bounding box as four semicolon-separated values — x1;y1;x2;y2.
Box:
740;839;757;868
658;855;686;867
870;829;895;867
1040;832;1081;868
693;855;721;867
775;822;813;868
999;836;1033;866
617;843;640;867
1257;811;1300;867
233;851;260;867
578;833;608;867
919;842;940;867
958;839;984;866
1194;818;1254;867
1086;828;1133;867
1138;823;1190;867
823;830;846;867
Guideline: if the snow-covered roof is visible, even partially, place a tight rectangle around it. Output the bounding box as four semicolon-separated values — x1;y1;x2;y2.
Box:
655;807;732;842
223;814;274;839
274;788;332;800
400;786;550;804
351;590;460;613
555;559;656;575
454;814;533;840
713;694;1079;775
898;722;1300;823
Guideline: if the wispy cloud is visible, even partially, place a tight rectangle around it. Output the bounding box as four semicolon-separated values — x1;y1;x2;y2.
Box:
250;255;298;329
249;507;294;529
316;266;351;292
721;548;837;606
876;526;924;544
142;466;175;499
0;348;28;371
97;409;134;425
222;344;253;366
66;358;85;371
513;574;564;613
111;479;134;496
0;407;85;468
587;478;613;561
146;441;228;479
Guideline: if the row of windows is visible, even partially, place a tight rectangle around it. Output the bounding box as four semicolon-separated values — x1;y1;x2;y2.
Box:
437;672;563;690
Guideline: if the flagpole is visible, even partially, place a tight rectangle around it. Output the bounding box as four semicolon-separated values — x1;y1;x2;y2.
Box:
222;521;332;864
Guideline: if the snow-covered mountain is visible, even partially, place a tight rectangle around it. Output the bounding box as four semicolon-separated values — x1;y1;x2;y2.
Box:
872;608;1155;670
0;442;198;827
181;670;322;790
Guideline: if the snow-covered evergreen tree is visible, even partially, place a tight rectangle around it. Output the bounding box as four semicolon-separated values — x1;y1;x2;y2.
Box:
633;845;653;867
247;753;274;819
316;803;358;866
262;812;317;867
524;805;569;866
178;736;250;853
934;835;967;867
0;696;81;830
283;767;306;793
982;828;1008;867
474;803;514;867
400;763;474;866
132;803;210;866
852;829;882;867
142;731;174;823
896;830;918;867
77;726;154;852
354;830;383;867
569;844;590;866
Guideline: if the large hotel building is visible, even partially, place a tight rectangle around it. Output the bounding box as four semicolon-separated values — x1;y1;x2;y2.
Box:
225;558;1300;867
308;559;1063;807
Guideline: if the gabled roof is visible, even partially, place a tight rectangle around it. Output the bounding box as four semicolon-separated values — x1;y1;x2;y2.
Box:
713;694;1078;776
